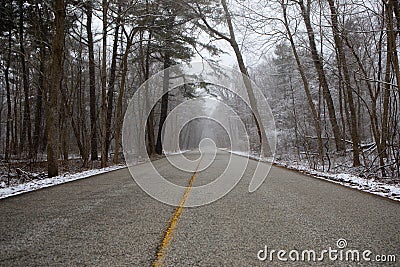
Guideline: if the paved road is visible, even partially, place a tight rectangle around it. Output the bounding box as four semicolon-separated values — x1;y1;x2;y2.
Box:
0;151;398;266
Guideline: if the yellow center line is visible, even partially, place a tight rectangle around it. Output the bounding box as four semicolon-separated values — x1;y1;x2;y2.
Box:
153;158;202;267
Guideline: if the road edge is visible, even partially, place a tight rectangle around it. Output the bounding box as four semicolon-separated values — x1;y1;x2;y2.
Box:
228;151;400;204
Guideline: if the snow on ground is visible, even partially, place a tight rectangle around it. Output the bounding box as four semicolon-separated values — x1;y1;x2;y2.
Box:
0;165;126;200
2;150;398;202
229;150;400;202
165;150;191;155
0;152;184;200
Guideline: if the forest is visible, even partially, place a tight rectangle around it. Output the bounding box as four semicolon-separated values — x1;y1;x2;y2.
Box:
0;0;399;182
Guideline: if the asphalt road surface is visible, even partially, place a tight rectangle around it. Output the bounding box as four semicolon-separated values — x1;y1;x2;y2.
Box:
0;151;399;266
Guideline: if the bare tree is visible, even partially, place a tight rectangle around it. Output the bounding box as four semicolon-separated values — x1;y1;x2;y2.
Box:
280;1;324;164
193;0;272;156
5;27;12;161
297;0;345;153
47;0;65;177
104;5;122;161
85;0;98;161
327;0;361;166
18;0;32;157
100;0;108;167
113;25;136;164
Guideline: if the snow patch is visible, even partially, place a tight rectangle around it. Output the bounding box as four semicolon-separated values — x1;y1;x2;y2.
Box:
0;165;126;200
228;150;400;202
164;150;191;155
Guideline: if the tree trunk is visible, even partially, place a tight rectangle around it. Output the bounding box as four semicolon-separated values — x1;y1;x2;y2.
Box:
5;29;12;161
19;0;32;158
60;76;88;166
114;31;134;164
100;0;108;167
327;0;361;166
105;10;121;160
47;0;65;177
13;83;19;155
298;0;345;152
391;0;400;38
221;0;272;157
79;61;90;166
156;53;171;155
386;0;400;101
86;0;98;161
33;2;46;160
141;29;156;156
344;30;387;175
33;44;45;159
281;2;324;163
